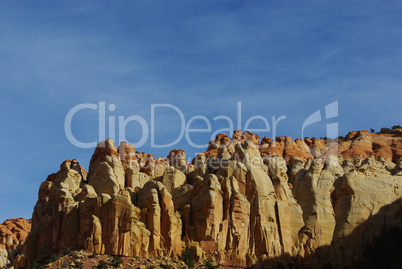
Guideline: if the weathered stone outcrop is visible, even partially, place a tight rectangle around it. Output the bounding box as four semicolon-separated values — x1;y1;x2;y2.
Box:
265;156;304;257
14;130;402;268
137;180;182;257
331;155;402;267
168;149;188;172
161;166;187;193
260;136;314;161
119;141;150;189
192;174;223;254
218;176;250;265
88;139;125;196
293;156;343;266
0;218;31;268
19;142;155;267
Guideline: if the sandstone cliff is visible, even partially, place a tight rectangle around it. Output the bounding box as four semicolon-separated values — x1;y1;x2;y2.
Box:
12;130;402;268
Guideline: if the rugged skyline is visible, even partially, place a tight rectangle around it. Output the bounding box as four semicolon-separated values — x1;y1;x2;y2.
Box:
2;129;402;268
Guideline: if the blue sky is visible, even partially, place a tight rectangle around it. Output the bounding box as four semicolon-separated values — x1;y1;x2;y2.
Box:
0;1;401;222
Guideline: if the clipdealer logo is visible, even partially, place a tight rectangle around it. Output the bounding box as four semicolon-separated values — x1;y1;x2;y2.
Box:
64;101;338;152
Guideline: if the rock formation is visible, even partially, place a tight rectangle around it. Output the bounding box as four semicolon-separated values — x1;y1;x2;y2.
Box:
0;218;31;268
11;130;402;268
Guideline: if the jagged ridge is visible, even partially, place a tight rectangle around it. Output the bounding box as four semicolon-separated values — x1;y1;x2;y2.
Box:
9;130;402;268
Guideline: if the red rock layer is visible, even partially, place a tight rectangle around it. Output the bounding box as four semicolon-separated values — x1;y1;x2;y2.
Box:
0;218;31;248
202;130;402;162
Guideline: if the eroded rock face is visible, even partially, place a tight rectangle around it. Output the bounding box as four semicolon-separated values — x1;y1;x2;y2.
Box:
161;166;187;193
218;176;250;265
192;174;223;254
265;156;304;257
16;130;402;268
19;142;154;268
0;218;31;268
137;180;182;257
168;149;188;173
331;156;402;267
294;156;343;266
88;139;125;196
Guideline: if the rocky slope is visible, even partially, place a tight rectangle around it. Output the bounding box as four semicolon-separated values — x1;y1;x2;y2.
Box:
15;249;224;269
9;130;402;268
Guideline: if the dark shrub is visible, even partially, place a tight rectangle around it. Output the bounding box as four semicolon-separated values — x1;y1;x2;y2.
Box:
181;249;195;268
